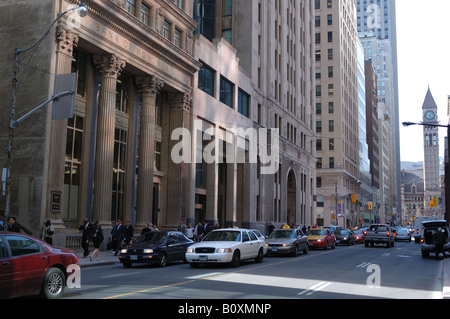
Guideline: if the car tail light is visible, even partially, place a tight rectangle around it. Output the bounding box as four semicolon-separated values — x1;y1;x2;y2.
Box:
416;229;419;234
363;231;366;235
386;231;390;237
420;237;424;244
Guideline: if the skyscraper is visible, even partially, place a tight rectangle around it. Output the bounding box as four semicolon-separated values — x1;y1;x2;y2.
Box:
357;0;401;223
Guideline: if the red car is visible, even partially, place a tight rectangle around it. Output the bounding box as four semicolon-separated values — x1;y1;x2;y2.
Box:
0;232;78;299
352;229;365;243
307;228;336;249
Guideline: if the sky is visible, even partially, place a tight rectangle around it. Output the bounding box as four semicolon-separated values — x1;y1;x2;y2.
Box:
396;0;450;163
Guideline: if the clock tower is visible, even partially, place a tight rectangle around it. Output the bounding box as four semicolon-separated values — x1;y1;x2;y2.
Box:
422;88;440;216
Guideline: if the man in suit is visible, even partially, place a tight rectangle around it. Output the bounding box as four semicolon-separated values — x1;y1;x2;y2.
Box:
114;218;124;256
7;217;20;233
79;218;92;257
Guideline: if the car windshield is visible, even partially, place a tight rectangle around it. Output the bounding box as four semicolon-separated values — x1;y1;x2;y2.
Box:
340;229;349;235
308;229;326;236
353;230;363;234
135;232;166;244
203;231;241;242
269;230;295;239
368;225;388;232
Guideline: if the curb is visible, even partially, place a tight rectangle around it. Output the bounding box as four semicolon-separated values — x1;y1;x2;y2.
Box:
443;257;450;299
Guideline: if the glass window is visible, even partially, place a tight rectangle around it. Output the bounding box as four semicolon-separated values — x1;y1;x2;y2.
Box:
222;0;232;16
116;73;130;114
238;89;250;117
71;48;88;97
162;20;171;40
141;3;150;25
198;63;215;97
193;0;216;42
7;235;42;257
222;29;232;45
174;28;182;47
126;0;136;15
112;129;127;221
220;76;233;108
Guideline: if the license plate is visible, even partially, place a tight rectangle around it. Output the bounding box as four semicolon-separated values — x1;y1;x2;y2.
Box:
130;255;138;260
199;255;208;261
270;248;278;252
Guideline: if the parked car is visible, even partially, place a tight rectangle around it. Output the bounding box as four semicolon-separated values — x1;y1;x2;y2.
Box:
335;229;355;245
185;228;265;268
352;229;365;244
251;229;268;256
307;228;336;250
421;220;450;258
266;228;308;256
0;232;78;299
118;231;193;268
395;227;412;242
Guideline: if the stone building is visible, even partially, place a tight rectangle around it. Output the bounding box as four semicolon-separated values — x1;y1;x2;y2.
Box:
0;0;317;246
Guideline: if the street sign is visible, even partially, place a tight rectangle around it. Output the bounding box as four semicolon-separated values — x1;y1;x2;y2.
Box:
52;73;76;119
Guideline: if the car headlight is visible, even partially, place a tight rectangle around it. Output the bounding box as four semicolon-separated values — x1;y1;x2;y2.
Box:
317;238;324;242
120;249;128;253
143;249;153;254
187;248;194;253
216;248;232;253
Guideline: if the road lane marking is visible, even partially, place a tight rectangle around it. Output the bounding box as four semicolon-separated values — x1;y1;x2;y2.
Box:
356;262;371;268
186;272;224;279
100;272;141;279
298;281;332;296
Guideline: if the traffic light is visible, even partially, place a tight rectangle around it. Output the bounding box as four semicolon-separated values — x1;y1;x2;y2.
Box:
368;202;373;210
433;197;438;207
430;200;434;208
352;193;357;203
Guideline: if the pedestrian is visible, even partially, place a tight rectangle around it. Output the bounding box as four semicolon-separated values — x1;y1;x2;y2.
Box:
177;219;186;235
433;227;446;259
114;219;124;256
79;218;93;258
41;219;54;245
7;217;20;233
89;220;103;261
186;223;195;240
194;221;203;242
141;223;152;235
201;220;212;239
123;220;134;246
302;225;307;234
267;223;275;236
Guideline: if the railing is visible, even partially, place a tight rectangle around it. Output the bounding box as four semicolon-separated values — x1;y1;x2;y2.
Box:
65;234;94;251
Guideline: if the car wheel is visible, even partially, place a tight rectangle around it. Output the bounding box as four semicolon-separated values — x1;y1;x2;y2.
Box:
230;250;240;268
255;248;264;263
303;245;308;255
158;253;167;267
40;267;65;299
291;245;298;257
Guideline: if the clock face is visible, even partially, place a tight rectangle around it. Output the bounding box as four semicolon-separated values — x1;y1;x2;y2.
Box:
424;110;435;121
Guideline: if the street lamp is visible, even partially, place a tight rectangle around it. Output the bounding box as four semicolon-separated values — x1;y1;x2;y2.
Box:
4;2;88;224
402;121;450;226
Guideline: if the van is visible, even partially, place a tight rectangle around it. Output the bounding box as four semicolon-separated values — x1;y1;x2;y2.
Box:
420;220;450;258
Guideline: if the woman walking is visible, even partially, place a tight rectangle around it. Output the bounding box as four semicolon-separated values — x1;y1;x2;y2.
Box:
41;220;54;245
90;220;104;261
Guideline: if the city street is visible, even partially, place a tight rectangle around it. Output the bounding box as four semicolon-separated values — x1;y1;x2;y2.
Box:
66;241;443;300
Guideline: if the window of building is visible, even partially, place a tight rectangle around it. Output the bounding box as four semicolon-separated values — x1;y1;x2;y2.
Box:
141;3;150;25
220;76;233;108
126;0;136;15
329;138;334;150
64;115;84;221
174;28;182;48
162;19;171;40
116;73;131;113
193;0;216;42
238;89;250;117
198;63;215;97
329;120;334;132
222;29;232;44
222;0;232;16
71;48;88;97
112;129;127;221
316;121;322;133
155;141;161;171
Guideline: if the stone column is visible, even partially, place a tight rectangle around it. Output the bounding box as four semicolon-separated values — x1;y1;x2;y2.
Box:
167;92;193;227
48;26;79;232
92;54;126;227
135;75;163;229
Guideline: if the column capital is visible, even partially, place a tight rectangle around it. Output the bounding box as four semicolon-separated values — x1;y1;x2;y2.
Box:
56;25;79;56
136;75;164;96
93;54;126;78
170;92;192;112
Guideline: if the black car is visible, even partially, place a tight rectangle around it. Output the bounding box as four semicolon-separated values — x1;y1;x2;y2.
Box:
335;229;355;245
118;231;193;268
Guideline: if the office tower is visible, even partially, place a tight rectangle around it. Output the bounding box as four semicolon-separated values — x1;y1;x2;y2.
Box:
315;0;360;227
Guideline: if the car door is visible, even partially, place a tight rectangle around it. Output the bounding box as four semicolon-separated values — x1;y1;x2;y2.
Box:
0;236;12;298
247;230;261;257
5;234;49;298
296;230;306;250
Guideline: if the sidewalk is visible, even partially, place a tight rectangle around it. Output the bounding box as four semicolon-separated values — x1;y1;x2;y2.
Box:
443;256;450;299
75;250;121;268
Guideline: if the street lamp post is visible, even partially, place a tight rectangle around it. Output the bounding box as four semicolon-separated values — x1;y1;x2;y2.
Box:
4;2;88;225
402;121;450;226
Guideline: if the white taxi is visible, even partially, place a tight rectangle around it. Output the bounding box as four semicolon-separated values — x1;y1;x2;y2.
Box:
186;228;265;268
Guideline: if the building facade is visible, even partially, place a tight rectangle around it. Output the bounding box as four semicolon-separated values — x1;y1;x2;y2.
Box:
314;0;360;227
0;0;317;244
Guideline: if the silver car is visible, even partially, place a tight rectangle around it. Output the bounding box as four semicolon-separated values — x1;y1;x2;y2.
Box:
266;228;308;257
395;227;411;242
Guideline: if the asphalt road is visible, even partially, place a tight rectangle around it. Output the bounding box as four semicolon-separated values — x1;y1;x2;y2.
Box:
64;240;443;300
